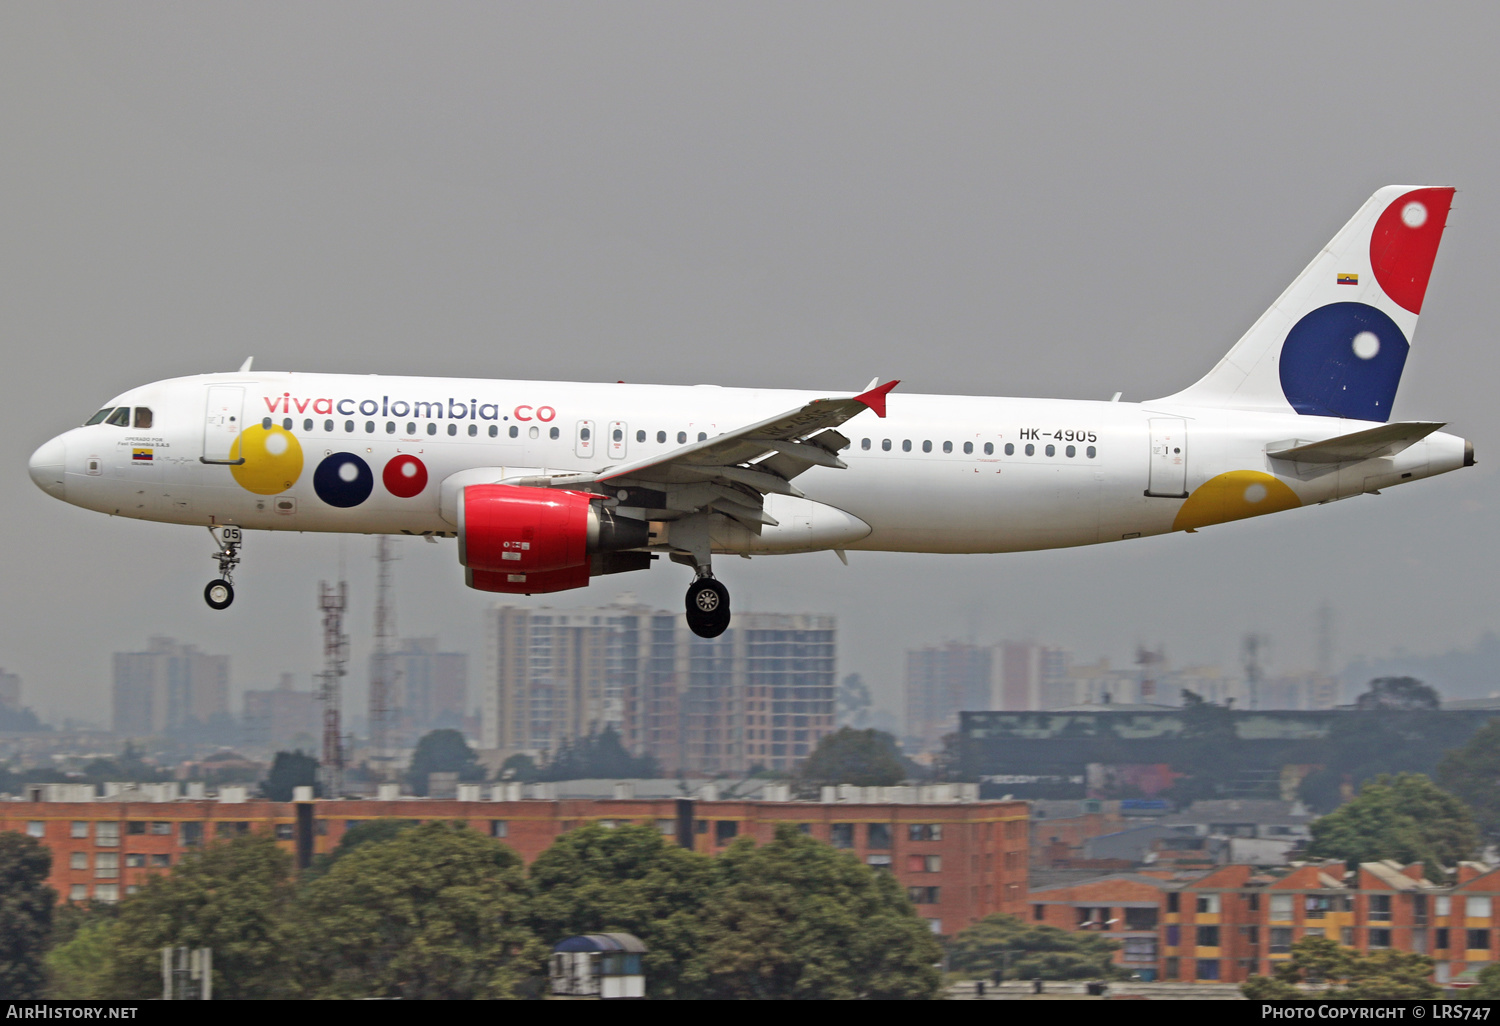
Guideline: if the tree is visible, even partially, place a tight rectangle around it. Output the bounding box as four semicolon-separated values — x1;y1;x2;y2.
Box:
947;914;1128;981
1356;676;1441;711
294;822;543;999
101;832;298;999
499;752;540;782
1436;718;1500;839
1241;936;1438;1000
540;727;658;781
45;915;116;999
681;825;943;999
796;727;908;787
1305;773;1478;881
406;729;485;795
0;832;56;998
261;750;320;801
527;823;718;998
837;673;872;728
1471;962;1500;998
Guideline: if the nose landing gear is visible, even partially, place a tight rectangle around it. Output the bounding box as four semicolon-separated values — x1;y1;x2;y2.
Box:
685;575;730;638
204;526;241;611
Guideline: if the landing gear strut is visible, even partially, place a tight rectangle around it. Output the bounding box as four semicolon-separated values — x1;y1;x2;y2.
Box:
685;574;730;639
205;526;241;611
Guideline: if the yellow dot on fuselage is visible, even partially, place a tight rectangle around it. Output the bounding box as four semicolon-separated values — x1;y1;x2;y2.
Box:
1173;470;1300;532
229;425;304;495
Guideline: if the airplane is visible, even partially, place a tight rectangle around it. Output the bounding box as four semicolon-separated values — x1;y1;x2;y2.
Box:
28;185;1473;638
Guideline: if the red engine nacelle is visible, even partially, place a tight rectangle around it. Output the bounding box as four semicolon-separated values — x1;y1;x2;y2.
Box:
457;483;651;595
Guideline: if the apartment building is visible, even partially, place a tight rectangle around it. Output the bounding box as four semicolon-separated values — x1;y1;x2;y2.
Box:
0;790;1024;936
112;637;229;736
1032;859;1500;984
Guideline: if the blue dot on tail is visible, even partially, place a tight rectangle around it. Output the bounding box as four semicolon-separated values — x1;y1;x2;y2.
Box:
313;452;373;507
1278;302;1409;421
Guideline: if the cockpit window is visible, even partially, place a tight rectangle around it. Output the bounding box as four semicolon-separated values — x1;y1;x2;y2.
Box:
133;408;152;429
85;408;114;426
105;407;131;427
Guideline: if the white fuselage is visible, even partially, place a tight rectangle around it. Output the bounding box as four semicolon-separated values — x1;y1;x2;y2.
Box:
28;371;1471;557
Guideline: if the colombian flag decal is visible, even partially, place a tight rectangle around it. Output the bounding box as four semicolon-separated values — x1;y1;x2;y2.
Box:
131;448;153;462
1337;273;1358;285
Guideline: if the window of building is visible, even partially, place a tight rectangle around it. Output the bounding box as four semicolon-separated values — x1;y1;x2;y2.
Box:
1468;929;1491;951
1269;927;1292;954
1469;897;1493;919
150;854;171;868
126;821;146;835
69;884;86;902
715;821;739;845
1033;904;1045;921
1368;894;1391;921
907;824;943;842
70;822;88;839
150;822;170;835
867;823;892;849
275;824;295;841
216;822;249;838
1196;894;1220;914
830;823;854;848
1164;957;1179;980
93;884;119;903
94;853;118;879
1306;895;1333;919
1340;927;1355;946
181;822;203;846
1123;937;1157;963
25;822;43;838
1412;930;1427;954
1269;894;1293;920
865;854;892;869
125;853;146;868
70;852;87;871
905;854;941;873
1244;926;1260;944
796;823;812;835
487;820;509;838
1125;907;1158;930
908;886;940;905
1166;893;1180;913
1247;893;1260;911
1196;959;1220;981
1367;928;1391;949
1195;925;1219;948
95;822;119;847
1166;924;1181;947
926;919;942;934
1436;928;1450;950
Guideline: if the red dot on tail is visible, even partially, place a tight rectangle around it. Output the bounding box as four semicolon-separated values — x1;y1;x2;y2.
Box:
382;455;428;498
1369;187;1454;314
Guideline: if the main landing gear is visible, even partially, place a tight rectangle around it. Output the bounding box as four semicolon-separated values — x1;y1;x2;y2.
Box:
685;574;731;639
204;526;241;611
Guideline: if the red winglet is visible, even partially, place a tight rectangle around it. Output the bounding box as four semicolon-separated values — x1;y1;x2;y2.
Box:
853;379;899;418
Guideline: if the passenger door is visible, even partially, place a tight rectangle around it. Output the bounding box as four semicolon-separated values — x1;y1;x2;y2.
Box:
203;386;245;464
1145;418;1188;498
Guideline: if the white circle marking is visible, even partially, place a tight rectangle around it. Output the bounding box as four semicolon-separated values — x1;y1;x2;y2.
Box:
1243;483;1268;504
1401;201;1428;228
338;461;359;482
1353;331;1380;360
264;432;288;456
401;461;418;478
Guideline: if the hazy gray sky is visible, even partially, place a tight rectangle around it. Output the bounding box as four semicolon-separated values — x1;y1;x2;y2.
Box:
4;2;1498;725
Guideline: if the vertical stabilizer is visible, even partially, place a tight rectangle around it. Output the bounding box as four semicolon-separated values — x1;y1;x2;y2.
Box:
1162;186;1454;421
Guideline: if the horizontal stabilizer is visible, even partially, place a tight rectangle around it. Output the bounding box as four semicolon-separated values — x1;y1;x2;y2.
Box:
1266;421;1445;464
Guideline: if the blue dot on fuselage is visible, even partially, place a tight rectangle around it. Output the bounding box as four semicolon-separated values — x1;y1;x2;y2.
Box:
313;452;373;508
1278;302;1409;422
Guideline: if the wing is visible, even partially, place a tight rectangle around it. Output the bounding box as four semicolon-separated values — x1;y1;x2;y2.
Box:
558;380;897;529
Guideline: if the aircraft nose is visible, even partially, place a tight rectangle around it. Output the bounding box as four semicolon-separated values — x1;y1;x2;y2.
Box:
28;436;67;499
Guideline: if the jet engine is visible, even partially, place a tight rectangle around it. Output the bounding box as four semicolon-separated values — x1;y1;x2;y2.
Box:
457;483;650;595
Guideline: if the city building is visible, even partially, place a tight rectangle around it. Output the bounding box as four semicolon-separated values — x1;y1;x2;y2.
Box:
242;674;320;753
1;789;1026;935
482;601;836;775
111;637;229;736
388;638;469;740
0;668;19;711
906;643;994;751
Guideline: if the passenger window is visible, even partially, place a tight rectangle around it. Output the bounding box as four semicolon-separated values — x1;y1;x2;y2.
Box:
304;419;314;431
386;421;396;434
283;418;293;430
345;420;355;433
409;422;418;435
134;408;153;429
1086;445;1096;458
1025;444;1035;456
509;425;519;438
1066;444;1076;458
882;439;891;451
366;421;376;433
1045;444;1055;457
922;440;932;453
86;408;114;426
698;432;707;441
861;438;871;450
984;442;993;455
262;417;273;429
580;427;591;441
677;431;687;444
657;431;667;443
943;441;953;453
468;423;478;436
448;424;458;436
427;423;437;436
963;442;973;454
902;440;912;452
106;407;131;427
529;426;540;439
636;430;646;443
1004;443;1013;455
488;425;497;437
324;420;334;432
613;428;623;442
549;427;560;440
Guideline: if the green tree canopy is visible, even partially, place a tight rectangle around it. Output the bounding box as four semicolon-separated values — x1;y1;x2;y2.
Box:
947;914;1129;981
1305;773;1478;881
681;825;943;999
1471;962;1500;998
261;750;320;801
1437;717;1500;839
0;831;56;998
294;822;542;999
405;729;485;795
796;726;909;787
499;752;540;782
45;914;116;999
101;831;298;999
1356;676;1441;711
1241;936;1438;1000
527;823;718;998
540;726;658;781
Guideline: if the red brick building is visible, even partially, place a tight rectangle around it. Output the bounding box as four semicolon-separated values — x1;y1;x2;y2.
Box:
1031;859;1500;984
1;795;1027;936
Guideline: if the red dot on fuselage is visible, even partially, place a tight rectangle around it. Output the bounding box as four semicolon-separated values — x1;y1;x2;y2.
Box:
382;455;428;498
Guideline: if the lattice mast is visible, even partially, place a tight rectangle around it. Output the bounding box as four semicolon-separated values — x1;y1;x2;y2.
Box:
369;536;400;780
316;580;348;797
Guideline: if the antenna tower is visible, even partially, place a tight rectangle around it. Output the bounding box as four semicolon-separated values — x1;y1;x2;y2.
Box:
369;536;401;780
1136;644;1164;702
316;580;348;797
